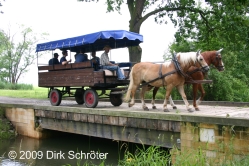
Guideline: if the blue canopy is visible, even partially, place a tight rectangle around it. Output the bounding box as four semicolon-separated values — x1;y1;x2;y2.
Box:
36;30;143;53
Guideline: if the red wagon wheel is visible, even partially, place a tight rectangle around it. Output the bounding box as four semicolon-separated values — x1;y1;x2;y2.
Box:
49;89;62;106
75;88;84;105
110;90;123;106
84;89;98;108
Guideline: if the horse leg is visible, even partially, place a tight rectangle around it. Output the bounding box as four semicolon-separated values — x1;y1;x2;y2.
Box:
177;85;194;112
151;87;159;109
128;85;138;108
141;86;149;111
192;83;199;111
163;85;174;112
196;84;205;108
169;95;177;109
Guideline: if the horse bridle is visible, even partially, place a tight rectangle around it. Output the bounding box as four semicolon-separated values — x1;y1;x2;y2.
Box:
195;51;209;72
214;51;224;71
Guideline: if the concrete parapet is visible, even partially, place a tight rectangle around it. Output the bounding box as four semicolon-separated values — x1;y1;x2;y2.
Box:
5;107;53;139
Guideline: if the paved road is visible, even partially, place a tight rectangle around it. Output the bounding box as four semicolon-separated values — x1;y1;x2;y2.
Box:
0;96;249;119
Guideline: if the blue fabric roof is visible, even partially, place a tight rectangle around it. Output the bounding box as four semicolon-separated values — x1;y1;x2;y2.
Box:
36;30;143;53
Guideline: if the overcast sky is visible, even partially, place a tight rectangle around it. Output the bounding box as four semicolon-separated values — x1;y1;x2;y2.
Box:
0;0;176;85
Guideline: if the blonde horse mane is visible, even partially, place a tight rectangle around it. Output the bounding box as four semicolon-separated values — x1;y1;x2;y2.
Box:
177;52;198;64
163;52;198;67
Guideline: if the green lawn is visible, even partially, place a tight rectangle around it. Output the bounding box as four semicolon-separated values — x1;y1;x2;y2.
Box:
0;87;109;99
0;87;49;99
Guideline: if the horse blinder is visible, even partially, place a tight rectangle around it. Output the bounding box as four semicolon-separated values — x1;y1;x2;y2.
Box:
196;50;210;72
215;51;225;71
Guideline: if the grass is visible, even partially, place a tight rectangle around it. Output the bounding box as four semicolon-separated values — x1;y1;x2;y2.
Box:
0;87;49;99
118;145;170;166
62;143;249;166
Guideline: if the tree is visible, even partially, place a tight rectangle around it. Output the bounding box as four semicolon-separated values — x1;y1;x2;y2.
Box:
78;0;215;63
164;1;249;102
0;25;48;84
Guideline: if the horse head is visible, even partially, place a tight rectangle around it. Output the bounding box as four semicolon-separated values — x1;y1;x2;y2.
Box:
214;48;225;71
196;50;210;73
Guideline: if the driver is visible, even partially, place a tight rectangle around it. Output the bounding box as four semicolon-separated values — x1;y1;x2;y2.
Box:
100;45;126;80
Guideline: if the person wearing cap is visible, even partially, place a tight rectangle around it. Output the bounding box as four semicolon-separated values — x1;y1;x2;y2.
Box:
100;45;126;80
48;53;60;65
60;50;71;65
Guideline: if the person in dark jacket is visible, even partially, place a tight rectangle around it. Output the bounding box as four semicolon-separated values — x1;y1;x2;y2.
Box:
60;50;71;65
90;51;100;71
48;53;60;65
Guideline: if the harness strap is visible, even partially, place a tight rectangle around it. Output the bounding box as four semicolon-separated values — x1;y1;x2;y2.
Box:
172;54;190;79
158;64;162;78
158;64;166;89
139;70;177;88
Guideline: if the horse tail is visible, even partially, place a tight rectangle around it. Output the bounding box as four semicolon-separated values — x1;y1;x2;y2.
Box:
124;67;134;102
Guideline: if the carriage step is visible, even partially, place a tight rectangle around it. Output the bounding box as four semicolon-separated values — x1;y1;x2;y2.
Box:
110;91;126;94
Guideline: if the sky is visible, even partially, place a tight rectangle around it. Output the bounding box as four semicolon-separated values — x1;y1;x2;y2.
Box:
0;0;176;85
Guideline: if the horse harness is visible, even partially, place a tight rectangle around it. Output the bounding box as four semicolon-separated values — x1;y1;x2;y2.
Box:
139;53;195;88
186;51;223;80
213;51;224;71
139;52;211;89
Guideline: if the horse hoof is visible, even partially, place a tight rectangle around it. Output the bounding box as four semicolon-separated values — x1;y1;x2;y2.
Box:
172;106;177;109
163;109;170;112
128;103;133;107
188;108;194;112
152;106;157;109
195;107;200;111
143;107;149;111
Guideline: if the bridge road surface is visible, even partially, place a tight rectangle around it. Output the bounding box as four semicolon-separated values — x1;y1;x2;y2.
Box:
0;96;249;120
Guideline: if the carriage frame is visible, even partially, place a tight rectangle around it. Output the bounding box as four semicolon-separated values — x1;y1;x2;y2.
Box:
36;30;143;108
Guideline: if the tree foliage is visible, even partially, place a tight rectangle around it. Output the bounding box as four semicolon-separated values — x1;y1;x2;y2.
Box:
78;0;220;63
165;1;249;102
78;0;249;101
0;25;48;84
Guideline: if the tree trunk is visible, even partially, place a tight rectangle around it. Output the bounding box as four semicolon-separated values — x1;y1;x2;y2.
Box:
127;0;145;63
128;45;142;64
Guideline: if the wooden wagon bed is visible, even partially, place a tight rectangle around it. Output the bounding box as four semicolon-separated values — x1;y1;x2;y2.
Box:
38;61;130;88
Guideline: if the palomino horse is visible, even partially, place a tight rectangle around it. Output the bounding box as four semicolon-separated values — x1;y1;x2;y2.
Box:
124;51;210;112
150;49;224;111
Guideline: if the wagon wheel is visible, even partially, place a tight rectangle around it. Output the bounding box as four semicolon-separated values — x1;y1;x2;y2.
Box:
49;89;62;106
75;88;84;105
110;90;123;106
84;89;98;108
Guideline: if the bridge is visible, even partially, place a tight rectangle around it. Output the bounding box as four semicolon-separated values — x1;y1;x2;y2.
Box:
0;96;249;161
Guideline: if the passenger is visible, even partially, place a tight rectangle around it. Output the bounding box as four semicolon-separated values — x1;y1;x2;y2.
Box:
60;50;71;65
90;51;100;71
75;48;88;63
100;45;126;80
48;53;60;65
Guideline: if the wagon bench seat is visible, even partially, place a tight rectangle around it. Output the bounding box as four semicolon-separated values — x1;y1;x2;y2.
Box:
38;61;92;71
100;69;125;76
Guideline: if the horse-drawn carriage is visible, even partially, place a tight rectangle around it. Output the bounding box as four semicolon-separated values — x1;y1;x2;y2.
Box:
36;30;224;112
36;30;143;108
